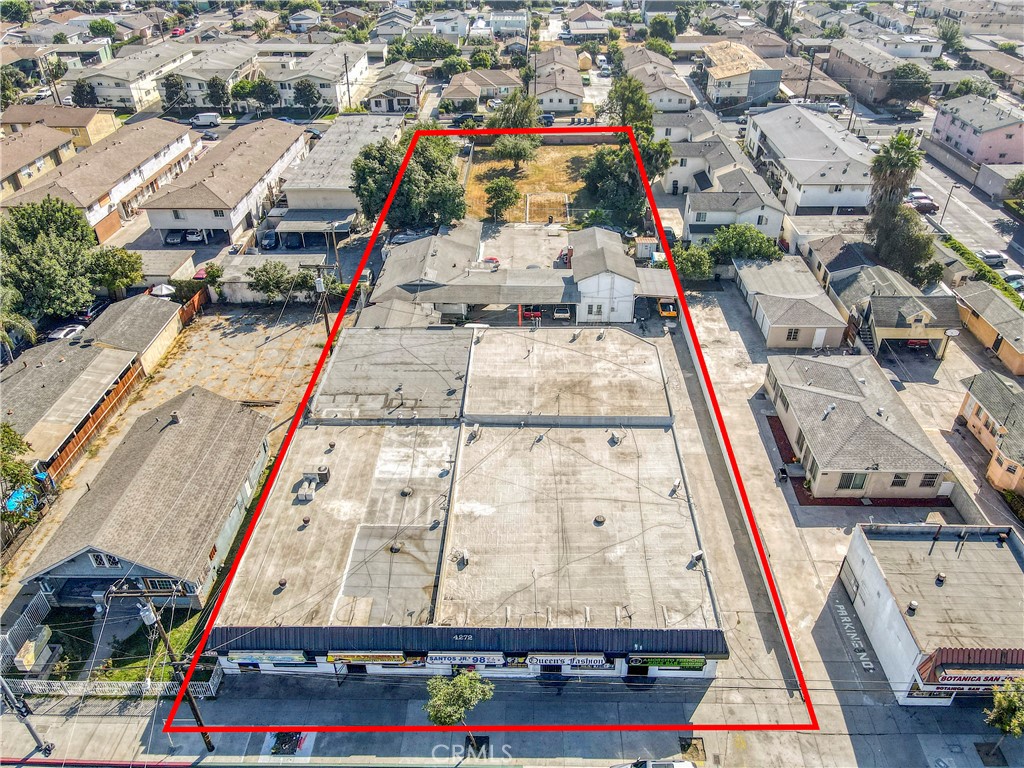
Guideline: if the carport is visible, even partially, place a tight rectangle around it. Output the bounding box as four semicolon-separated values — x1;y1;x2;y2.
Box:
396;270;580;321
636;267;680;298
273;209;356;250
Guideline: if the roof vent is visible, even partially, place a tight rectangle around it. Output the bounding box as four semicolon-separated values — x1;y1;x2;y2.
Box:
935;572;945;586
877;407;884;417
169;410;180;424
907;600;918;615
400;486;414;497
278;578;288;589
998;532;1009;543
390;542;403;554
594;515;606;526
302;516;310;526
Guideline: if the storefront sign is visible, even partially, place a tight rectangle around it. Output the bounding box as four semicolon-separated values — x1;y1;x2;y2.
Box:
937;672;1022;685
327;652;406;664
227;651;307;665
526;653;610;667
627;655;706;671
427;652;505;666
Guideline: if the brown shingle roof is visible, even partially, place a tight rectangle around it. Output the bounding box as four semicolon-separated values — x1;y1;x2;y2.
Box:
1;124;72;180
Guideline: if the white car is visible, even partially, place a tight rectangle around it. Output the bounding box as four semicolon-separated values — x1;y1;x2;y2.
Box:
184;229;204;243
62;95;73;106
553;305;571;320
46;324;85;341
487;98;503;110
977;249;1007;267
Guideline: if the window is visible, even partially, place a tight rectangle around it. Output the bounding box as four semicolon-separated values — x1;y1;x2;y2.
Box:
319;82;329;89
172;209;184;220
975;404;983;418
891;473;908;488
765;365;777;391
920;473;939;487
679;158;687;167
778;388;790;412
795;428;805;454
1008;463;1019;475
785;328;800;341
999;153;1008;159
90;552;120;568
920;44;933;52
695;211;707;222
838;473;866;490
144;578;175;591
808;455;820;483
757;215;767;225
1007;133;1015;140
832;185;843;192
663;128;672;137
213;209;225;218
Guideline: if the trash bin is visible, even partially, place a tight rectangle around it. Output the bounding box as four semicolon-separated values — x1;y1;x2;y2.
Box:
548;215;553;224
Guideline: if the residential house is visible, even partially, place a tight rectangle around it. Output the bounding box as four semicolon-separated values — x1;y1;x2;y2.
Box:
158;41;260;110
0;104;119;150
672;34;728;59
778;55;849;103
764;354;948;499
426;9;471;39
23;387;271;610
746;105;873;215
825;39;902;105
956;282;1024;375
372;7;415;41
632;68;694;111
701;40;782;110
937;1;1022;34
366;60;426;113
233;8;280;31
622;46;675;75
652;108;716;142
930;95;1024;164
802;234;876;290
568;18;612;40
788;36;834;58
441;69;523;105
0;339;141;482
569;227;638;324
46;41;114;73
868;5;920;33
871;33;942;59
0;124;75;200
83;294;183;374
115;12;158;40
256;43;370;111
535;45;578;77
728;27;788;59
504;36;528;56
568;3;605;23
489;10;529;36
735;255;847;348
77;41;195;111
332;7;370;28
964;49;1024;96
21;21;85;45
660;134;746;195
1;119;197;242
535;68;585;112
685;166;784;243
926;68;995;99
289;9;322;33
931;239;974;288
958;370;1024;492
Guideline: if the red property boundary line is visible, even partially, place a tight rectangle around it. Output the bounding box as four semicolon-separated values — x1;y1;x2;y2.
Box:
163;125;819;735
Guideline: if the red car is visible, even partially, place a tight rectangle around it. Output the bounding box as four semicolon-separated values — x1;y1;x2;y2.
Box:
521;305;542;319
170;27;185;36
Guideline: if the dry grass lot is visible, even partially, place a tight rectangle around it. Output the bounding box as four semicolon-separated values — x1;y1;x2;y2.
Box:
465;144;601;221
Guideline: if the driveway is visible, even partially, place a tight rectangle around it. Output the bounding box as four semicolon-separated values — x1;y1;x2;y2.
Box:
538;13;563;41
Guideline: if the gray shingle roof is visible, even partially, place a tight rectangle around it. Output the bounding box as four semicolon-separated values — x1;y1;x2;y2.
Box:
82;295;181;356
869;295;960;330
937;94;1024;134
956;282;1024;355
735;255;845;328
24;387;271;585
652;108;715;139
1;124;72;180
769;354;946;473
569;227;638;282
961;370;1024;462
831;265;918;310
372;220;482;302
807;234;876;272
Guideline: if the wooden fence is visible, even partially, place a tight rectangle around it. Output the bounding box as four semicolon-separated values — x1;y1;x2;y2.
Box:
178;287;209;326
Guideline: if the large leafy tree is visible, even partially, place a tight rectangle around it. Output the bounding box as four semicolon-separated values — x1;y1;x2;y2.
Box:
648;14;675;41
1;65;26;109
470;49;493;69
491;135;537;170
0;285;35;355
0;0;32;24
207;75;231;113
423;671;494;749
439;55;470;80
936;19;964;53
674;6;690;34
1;197;96;247
89;18;119;38
2;234;94;318
946;77;996;99
485;177;521;221
486;89;541;129
765;0;783;28
887;63;931;106
985;678;1024;758
671;242;713;280
87;247;143;295
1006;171;1024;199
293;78;321;114
71;78;98;107
251;76;281;109
162;73;190;110
351;138;404;221
868;204;936;284
646;37;674;58
601;74;653;128
0;423;37;525
705;223;780;264
246;260;293;301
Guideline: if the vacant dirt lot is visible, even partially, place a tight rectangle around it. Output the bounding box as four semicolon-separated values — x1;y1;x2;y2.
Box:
465;144;601;221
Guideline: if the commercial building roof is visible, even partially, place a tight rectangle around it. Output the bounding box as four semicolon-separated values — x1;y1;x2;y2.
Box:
144;120;305;211
703;40;773;79
281;114;403;195
1;124;72;180
2;118;191;209
735;255;846;328
24;387;270;585
860;524;1024;654
82;295;181;357
955;282;1024;356
569;227;638;283
936;94;1024;133
0;341;137;464
768;354;946;473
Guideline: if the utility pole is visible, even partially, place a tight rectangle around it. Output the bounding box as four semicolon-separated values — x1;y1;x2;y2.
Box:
847;95;857;131
1;675;55;756
104;586;215;753
802;48;816;102
301;263;338;336
342;53;352;109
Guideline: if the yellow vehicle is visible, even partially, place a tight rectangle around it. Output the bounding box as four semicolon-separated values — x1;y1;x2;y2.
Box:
657;298;678;318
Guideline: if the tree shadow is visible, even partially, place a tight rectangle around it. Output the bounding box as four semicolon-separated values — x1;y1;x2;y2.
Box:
566;153;593;181
477;166;520;183
993;218;1018;238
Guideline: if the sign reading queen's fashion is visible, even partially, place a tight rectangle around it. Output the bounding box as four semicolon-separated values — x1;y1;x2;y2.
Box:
526;653;612;668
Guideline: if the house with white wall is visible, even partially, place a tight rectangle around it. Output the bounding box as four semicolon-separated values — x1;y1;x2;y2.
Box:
288;9;322;32
659;135;746;196
78;41;194;112
256;42;370;111
569;227;638;324
684;168;784;244
871;33;943;59
535;69;585;112
158;42;259;109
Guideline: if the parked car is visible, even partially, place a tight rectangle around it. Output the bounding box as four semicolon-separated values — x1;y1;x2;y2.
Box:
61;95;73;106
486;98;503;110
657;298;678;318
553;305;571;320
551;6;566;12
826;102;844;114
581;73;591;85
261;230;279;250
906;198;939;214
284;232;303;249
599;65;612;77
184;229;204;243
73;299;111;325
35;88;52;101
359;267;374;287
977;249;1008;267
305;127;323;139
190;112;221;128
170;27;185;36
736;115;748;124
521;304;542;319
46;324;85;341
451;112;478;127
539;113;555;127
558;31;574;40
200;130;219;141
164;229;184;245
276;116;296;124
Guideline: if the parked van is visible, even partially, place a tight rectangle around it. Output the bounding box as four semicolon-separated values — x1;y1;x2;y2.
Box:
595;54;607;67
190;112;221;127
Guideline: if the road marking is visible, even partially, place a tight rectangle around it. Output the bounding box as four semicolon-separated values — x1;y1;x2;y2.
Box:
917;165;1006;233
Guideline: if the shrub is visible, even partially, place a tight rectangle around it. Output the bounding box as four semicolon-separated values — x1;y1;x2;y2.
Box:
1003;491;1024;525
943;235;1021;304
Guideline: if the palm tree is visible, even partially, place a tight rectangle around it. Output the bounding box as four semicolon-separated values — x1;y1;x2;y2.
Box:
765;0;783;29
870;132;923;208
0;285;35;360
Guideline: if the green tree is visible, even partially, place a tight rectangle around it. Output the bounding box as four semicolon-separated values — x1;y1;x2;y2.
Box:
1;65;26;109
485;176;520;220
633;26;649;41
2;234;94;318
406;34;459;60
0;285;35;357
492;135;536;170
0;423;37;525
648;13;674;41
470;48;492;69
887;63;930;105
71;78;98;107
1006;170;1024;199
44;55;67;84
674;6;690;33
645;37;674;58
946;77;996;99
765;0;783;29
288;0;321;12
868;203;935;282
869;132;923;208
252;16;270;37
698;18;721;35
87;247;143;295
202;261;224;298
162;73;190;110
935;20;963;53
231;77;255;104
293;77;322;114
931;57;951;71
1;196;96;247
486;88;541;129
88;18;119;39
251;76;281;109
0;0;32;24
52;32;69;44
423;671;495;749
705;223;780;264
672;242;713;280
206;75;231;113
246;260;293;301
440;55;471;79
996;41;1017;54
985;678;1024;758
822;24;845;39
601;74;653;129
351;138;404;221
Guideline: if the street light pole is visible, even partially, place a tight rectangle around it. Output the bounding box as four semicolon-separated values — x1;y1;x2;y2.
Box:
938;183;961;228
0;675;54;757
